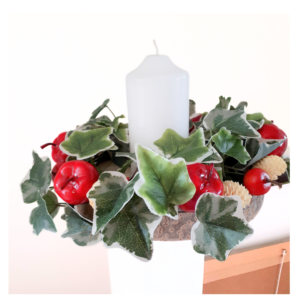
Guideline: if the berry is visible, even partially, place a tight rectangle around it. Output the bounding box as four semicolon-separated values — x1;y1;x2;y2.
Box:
41;132;68;163
243;168;271;196
54;160;99;205
258;124;288;157
179;163;223;212
51;162;64;182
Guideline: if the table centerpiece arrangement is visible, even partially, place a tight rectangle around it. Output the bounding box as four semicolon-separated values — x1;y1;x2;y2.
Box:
20;96;289;262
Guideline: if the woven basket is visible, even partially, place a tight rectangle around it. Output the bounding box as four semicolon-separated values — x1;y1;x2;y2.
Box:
153;195;264;241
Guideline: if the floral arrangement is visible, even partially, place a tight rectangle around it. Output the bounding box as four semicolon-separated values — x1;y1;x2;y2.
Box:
20;96;290;262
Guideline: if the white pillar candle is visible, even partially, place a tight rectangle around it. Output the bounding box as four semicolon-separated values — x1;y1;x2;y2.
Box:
126;54;189;153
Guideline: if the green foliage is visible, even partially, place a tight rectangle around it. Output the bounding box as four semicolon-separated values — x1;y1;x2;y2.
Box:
90;99;110;119
102;194;161;260
61;206;101;246
235;139;286;169
20;151;51;203
30;193;57;235
192;193;253;261
113;123;129;143
60;127;114;159
115;152;136;162
154;128;211;164
88;172;139;234
215;96;231;109
246;112;272;124
43;190;59;219
211;128;251;164
134;145;196;217
201;144;223;163
203;108;260;138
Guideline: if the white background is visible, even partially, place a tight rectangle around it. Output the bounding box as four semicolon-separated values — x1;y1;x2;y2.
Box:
9;13;290;294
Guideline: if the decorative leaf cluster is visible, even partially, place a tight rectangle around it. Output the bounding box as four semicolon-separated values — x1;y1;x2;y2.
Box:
21;96;289;262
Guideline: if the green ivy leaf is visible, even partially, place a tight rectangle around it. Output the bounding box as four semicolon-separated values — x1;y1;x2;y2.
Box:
203;108;260;138
113;123;129;143
88;172;139;234
235;101;248;111
111;115;125;130
90;99;110;119
246;112;272;124
211;128;251;164
215;96;231;109
234;139;286;169
117;159;132;174
134;145;196;217
29;193;57;235
61;206;101;246
102;194;161;260
153;128;211;164
115;152;137;162
20;151;51;203
191;193;253;261
201;144;223;163
43;190;59;219
60;127;114;159
248;119;265;130
245;138;260;158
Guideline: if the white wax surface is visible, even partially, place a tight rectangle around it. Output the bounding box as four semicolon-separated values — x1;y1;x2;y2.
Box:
126;55;189;152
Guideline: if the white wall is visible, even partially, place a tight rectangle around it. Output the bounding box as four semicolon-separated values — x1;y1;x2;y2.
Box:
9;13;289;294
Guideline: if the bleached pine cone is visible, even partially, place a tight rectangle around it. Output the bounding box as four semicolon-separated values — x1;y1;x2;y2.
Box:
253;155;287;180
223;181;252;208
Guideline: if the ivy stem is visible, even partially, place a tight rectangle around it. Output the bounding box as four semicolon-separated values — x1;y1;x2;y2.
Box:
224;171;246;176
106;106;116;118
225;166;246;172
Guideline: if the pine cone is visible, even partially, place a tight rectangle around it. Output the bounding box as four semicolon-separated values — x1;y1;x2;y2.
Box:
223;181;252;208
253;155;287;180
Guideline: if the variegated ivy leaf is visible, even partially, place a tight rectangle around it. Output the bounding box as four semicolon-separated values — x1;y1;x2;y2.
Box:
246;112;272;124
153;128;212;164
61;206;101;246
102;194;162;261
234;139;285;169
111;115;125;130
201;144;223;163
245;138;260;158
20;151;51;203
117;159;132;174
211;128;251;164
113;123;129;143
30;193;57;235
134;145;196;218
115;152;137;162
88;172;140;234
248;119;265;130
191;193;253;261
203;108;261;138
60;127;114;159
66;130;74;138
230;101;248;111
215;96;231;109
90;99;110;119
43;190;59;219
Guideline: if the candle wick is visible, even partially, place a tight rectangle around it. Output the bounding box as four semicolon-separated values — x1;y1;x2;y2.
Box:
153;40;159;55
